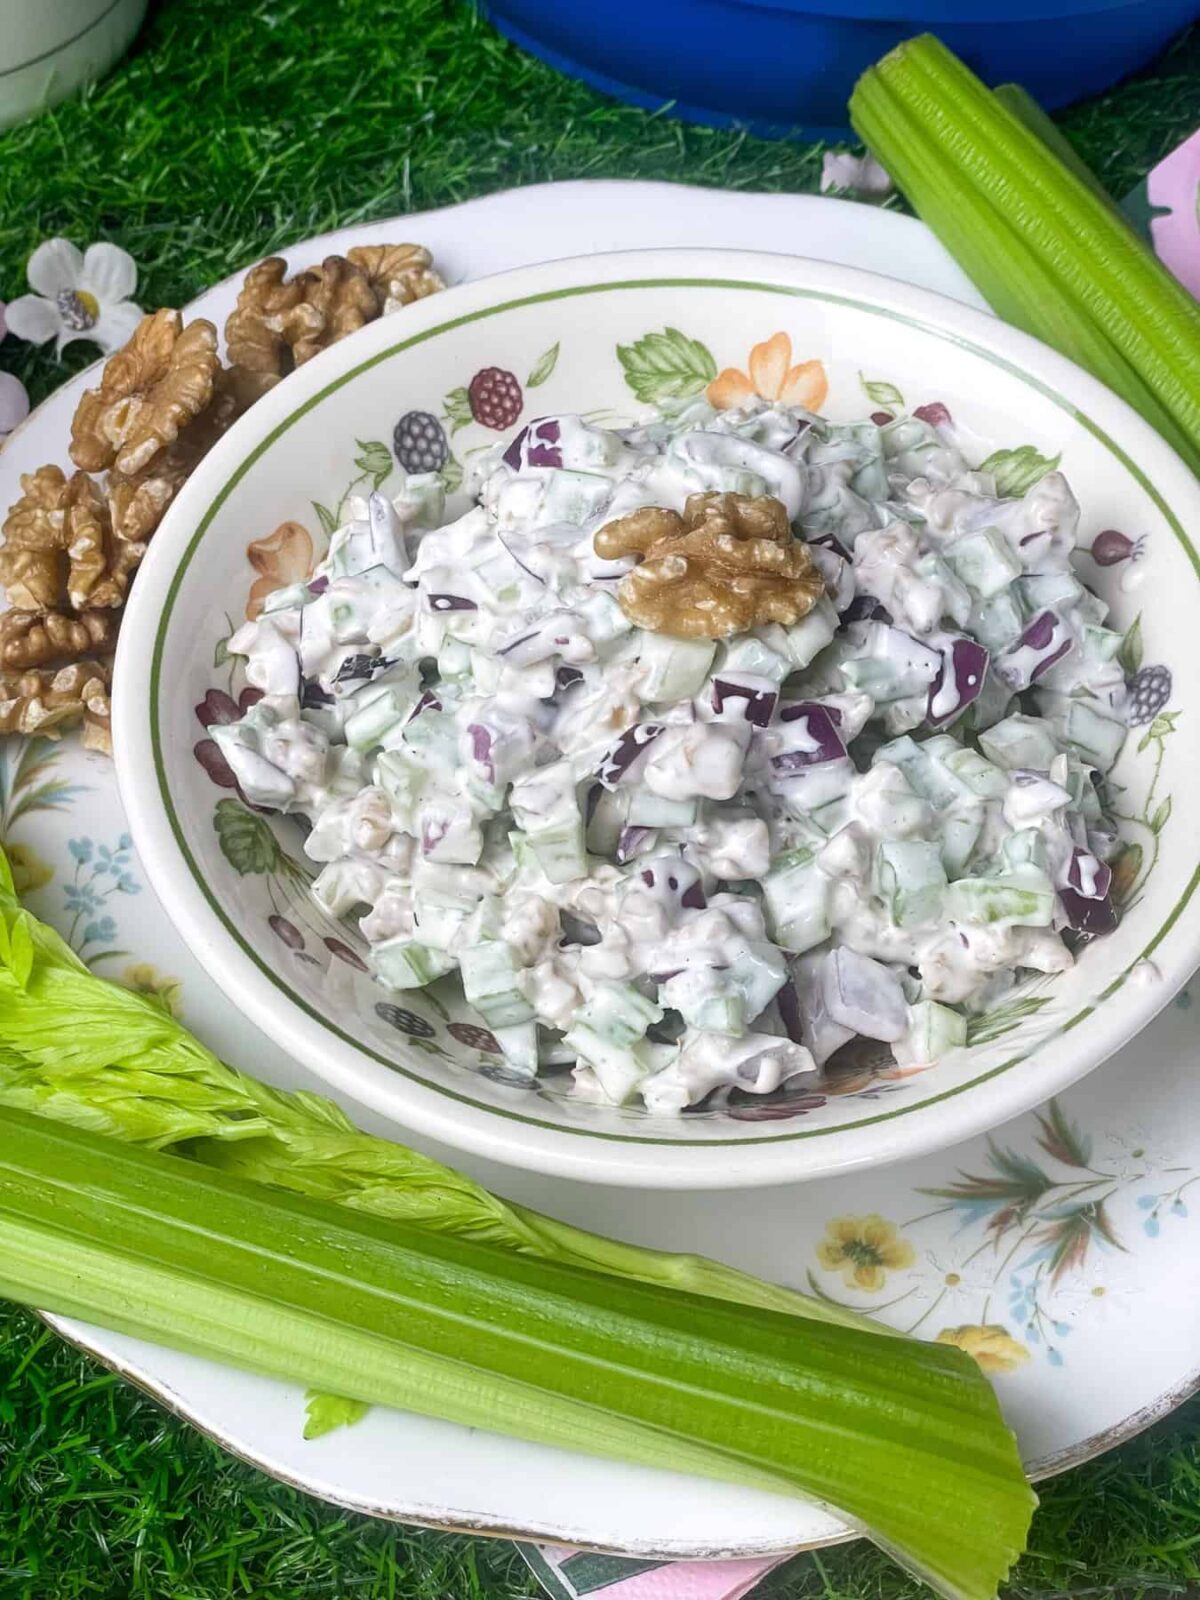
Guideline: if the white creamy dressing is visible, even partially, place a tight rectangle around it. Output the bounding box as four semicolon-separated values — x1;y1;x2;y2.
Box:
217;399;1130;1111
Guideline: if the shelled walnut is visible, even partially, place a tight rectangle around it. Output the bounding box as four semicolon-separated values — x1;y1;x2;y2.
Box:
70;309;220;476
0;659;111;741
0;605;119;670
225;254;378;400
0;465;69;611
596;492;825;639
346;244;445;313
105;363;247;544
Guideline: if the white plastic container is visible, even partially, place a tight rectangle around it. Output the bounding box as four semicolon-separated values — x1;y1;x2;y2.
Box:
0;0;147;131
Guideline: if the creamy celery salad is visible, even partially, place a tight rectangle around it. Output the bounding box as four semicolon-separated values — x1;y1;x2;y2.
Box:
218;400;1128;1114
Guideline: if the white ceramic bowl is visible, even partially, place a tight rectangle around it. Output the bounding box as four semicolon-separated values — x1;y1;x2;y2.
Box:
115;248;1200;1189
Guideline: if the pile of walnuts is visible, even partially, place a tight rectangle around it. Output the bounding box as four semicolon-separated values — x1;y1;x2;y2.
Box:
0;245;442;752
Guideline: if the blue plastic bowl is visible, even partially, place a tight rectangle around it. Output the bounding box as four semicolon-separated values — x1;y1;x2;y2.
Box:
484;0;1200;138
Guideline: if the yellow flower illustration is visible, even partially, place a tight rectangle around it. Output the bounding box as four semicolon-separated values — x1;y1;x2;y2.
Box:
123;962;183;1018
6;841;53;895
936;1324;1031;1375
816;1214;915;1292
245;520;314;620
707;332;829;413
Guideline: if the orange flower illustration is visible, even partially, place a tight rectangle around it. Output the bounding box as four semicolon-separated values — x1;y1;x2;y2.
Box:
245;520;314;620
707;332;828;413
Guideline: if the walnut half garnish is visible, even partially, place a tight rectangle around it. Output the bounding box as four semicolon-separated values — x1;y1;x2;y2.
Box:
596;492;825;640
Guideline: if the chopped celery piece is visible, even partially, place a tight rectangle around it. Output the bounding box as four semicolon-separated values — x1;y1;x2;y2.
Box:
459;942;535;1028
0;1106;1034;1600
979;714;1060;773
896;1000;968;1066
372;937;456;990
877;839;948;929
637;635;717;701
563;1024;650;1103
763;849;832;955
491;1021;539;1078
578;982;662;1048
946;872;1055;929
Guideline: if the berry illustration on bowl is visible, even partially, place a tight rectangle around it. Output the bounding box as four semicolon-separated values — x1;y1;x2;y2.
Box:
1090;528;1146;567
447;1020;502;1053
374;1001;437;1039
1126;663;1172;725
468;367;523;430
393;410;449;472
268;914;305;950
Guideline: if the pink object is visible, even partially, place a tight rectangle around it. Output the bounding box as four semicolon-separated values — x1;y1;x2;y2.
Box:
1147;128;1200;298
521;1545;786;1599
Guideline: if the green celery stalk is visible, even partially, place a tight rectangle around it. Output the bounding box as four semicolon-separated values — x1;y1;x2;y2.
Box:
848;72;1196;467
850;36;1200;472
991;86;1116;213
0;1104;1034;1600
0;848;870;1335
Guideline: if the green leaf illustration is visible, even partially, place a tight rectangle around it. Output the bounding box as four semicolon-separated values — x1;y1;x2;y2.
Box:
616;328;716;405
1038;1199;1124;1287
213;636;230;668
978;445;1062;496
921;1139;1053;1217
1034;1099;1092;1170
303;1390;370;1440
312;501;338;537
440;454;464;494
354;438;393;487
526;342;560;388
443;386;474;433
1150;795;1172;835
1117;612;1143;677
859;374;905;408
213;799;280;876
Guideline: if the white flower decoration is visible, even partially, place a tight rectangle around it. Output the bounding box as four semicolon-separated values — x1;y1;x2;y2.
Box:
0;301;31;445
820;151;893;202
4;238;144;357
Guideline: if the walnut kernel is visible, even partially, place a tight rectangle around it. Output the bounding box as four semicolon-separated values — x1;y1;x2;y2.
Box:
598;492;824;640
0;606;119;671
0;659;112;738
70;309;220;476
0;465;69;610
346;244;445;313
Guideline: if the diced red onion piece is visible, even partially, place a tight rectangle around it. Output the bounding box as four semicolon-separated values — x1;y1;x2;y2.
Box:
407;690;442;721
617;825;655;863
502;417;563;471
1066;847;1113;901
1059;888;1117;935
598;722;664;788
770;704;847;771
711;677;778;728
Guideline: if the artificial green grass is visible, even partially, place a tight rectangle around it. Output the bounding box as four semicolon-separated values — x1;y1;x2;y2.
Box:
2;2;1199;1595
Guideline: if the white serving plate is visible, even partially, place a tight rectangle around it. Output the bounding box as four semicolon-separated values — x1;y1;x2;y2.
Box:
2;181;1197;1558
